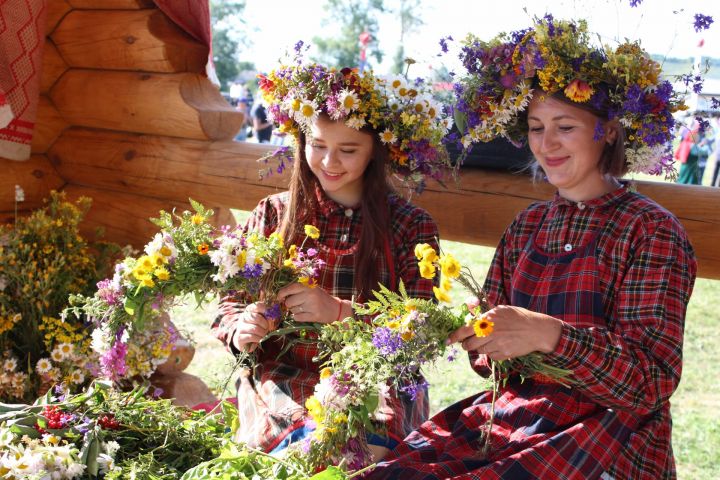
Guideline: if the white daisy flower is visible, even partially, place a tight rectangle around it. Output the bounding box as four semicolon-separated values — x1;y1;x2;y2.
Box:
2;357;17;372
345;116;367;130
57;343;74;359
36;358;52;374
297;98;319;124
70;370;85;385
379;129;397;144
337;89;360;114
283;96;302;114
51;349;64;362
386;75;407;94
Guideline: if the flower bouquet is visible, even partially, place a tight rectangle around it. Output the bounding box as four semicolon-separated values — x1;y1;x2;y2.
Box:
0;191;119;401
282;243;573;470
62;199;323;385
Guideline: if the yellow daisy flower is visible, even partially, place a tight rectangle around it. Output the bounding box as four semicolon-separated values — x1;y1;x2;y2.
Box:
473;317;495;337
433;286;451;303
304;225;320;239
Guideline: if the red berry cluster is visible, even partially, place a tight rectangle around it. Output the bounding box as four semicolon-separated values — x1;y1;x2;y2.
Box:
98;413;120;430
41;405;74;430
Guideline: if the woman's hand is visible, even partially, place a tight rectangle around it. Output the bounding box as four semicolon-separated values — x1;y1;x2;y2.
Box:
447;305;563;361
228;302;274;353
277;283;348;324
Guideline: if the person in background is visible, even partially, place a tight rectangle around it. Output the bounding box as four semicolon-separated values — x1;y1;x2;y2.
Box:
211;61;454;464
234;98;251;141
368;16;696;480
252;97;273;143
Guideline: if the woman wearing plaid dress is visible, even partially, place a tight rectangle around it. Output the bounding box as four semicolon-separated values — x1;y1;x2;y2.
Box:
211;61;454;460
368;17;697;480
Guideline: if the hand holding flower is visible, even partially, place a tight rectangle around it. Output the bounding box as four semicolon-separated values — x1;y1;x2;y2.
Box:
449;305;563;360
229;302;275;353
277;282;348;324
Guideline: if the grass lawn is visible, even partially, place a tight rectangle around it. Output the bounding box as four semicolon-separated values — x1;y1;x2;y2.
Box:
171;231;719;479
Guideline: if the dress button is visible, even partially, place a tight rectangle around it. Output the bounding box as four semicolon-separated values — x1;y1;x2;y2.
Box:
344;208;353;217
563;243;572;252
341;234;348;242
577;202;586;210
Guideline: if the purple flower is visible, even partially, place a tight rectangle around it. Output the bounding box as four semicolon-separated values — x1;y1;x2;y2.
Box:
100;339;128;382
96;278;122;306
371;327;403;355
629;0;643;7
711;96;720;110
593;120;606;141
400;379;429;401
265;303;282;321
693;13;713;32
438;35;453;55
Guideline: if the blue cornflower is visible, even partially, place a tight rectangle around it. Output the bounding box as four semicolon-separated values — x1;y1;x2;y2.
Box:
693;14;713;32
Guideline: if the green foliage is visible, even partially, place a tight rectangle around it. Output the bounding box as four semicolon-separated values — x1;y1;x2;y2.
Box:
210;0;253;91
312;0;385;68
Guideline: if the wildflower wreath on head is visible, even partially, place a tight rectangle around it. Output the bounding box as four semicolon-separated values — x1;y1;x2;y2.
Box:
257;56;454;192
452;15;687;177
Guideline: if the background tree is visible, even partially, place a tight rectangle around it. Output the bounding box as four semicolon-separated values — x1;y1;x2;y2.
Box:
390;0;424;74
312;0;385;69
210;0;254;91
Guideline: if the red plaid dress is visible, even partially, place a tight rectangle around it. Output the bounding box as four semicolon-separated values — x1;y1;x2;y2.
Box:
368;185;697;480
212;187;439;452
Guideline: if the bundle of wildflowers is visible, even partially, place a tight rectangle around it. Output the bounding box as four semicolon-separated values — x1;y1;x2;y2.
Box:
257;47;454;192
0;191;118;401
289;244;573;471
0;381;358;479
63;200;323;386
452;15;687;177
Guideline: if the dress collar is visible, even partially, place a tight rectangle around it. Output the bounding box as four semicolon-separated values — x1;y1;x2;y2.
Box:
552;181;630;210
314;184;359;217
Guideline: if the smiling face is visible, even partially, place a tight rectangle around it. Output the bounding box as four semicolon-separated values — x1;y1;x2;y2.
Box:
527;95;618;201
305;115;375;206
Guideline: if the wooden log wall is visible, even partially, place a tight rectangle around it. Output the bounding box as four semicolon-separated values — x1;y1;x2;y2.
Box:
1;0;244;233
5;0;720;280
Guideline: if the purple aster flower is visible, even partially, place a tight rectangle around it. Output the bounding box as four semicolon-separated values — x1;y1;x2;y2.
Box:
711;96;720;110
265;303;282;321
446;347;459;362
593;120;606;141
371;327;403;355
438;35;453;55
400;379;429;401
629;0;643;6
693;13;713;32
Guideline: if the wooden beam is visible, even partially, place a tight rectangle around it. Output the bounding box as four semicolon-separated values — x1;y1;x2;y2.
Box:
46;0;72;34
62;185;236;247
52;10;207;73
40;40;68;94
50;70;243;141
50;128;283;211
31;96;68;154
0;155;66;212
49;131;720;278
66;0;155;8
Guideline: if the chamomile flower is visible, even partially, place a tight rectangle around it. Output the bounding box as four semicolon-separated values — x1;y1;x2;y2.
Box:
2;357;17;372
345;116;367;130
51;349;65;362
36;358;52;374
70;370;85;384
337;89;360;114
297;98;319;124
379;129;398;144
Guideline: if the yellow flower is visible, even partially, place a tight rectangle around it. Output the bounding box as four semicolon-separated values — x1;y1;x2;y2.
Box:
414;243;433;260
320;367;333;380
401;330;415;342
236;250;247;267
140;275;155;288
197;243;209;255
387;320;401;330
440;275;453;292
298;276;317;288
305;395;324;421
438;253;461;279
563;79;594;103
418;260;436;279
191;214;204;225
433;286;451;303
304;225;320;239
473;317;494;337
154;267;170;281
160;245;172;257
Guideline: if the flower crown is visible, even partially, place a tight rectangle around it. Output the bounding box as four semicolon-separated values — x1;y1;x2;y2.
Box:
257;62;453;191
452;15;687;176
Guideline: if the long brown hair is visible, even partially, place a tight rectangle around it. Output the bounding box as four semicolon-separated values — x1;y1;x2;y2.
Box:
278;122;394;299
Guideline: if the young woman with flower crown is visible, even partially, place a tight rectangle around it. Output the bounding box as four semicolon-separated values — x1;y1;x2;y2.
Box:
211;59;454;461
368;17;697;480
